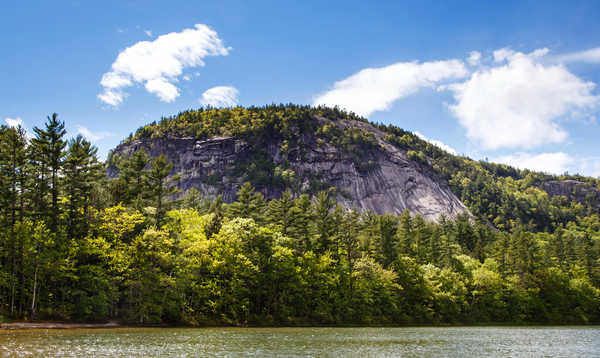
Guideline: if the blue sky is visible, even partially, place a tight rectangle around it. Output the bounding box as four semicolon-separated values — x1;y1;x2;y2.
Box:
2;1;600;177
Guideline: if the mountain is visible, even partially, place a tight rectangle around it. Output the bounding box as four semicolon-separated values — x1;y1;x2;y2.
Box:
108;106;469;221
108;104;600;230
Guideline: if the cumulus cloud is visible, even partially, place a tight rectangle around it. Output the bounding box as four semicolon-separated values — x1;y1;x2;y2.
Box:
5;117;24;128
77;126;111;142
144;30;152;37
445;48;599;150
555;47;600;64
313;60;468;117
414;131;458;155
98;24;229;106
200;86;239;107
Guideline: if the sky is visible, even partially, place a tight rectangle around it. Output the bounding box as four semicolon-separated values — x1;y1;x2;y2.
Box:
2;0;600;177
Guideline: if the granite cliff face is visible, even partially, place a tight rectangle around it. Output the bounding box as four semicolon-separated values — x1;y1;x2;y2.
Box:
110;117;469;221
540;180;600;211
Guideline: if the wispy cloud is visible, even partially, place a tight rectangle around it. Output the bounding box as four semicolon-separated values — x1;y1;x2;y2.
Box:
144;29;152;37
98;24;230;106
554;47;600;64
467;51;481;66
495;152;600;177
414;131;457;155
495;152;573;175
77;125;111;142
313;60;467;117
200;86;239;107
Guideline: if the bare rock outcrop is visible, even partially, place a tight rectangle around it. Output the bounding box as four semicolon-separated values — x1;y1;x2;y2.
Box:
540;180;600;211
110;119;469;221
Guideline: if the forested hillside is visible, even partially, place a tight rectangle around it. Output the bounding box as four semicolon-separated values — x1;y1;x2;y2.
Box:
0;105;599;325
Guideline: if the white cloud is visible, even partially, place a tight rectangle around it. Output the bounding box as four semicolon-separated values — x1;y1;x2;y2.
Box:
77;126;111;142
5;117;24;128
98;90;126;106
495;152;600;177
555;47;600;64
495;152;573;175
144;30;152;37
577;159;600;178
313;59;468;117
145;78;179;102
200;86;239;107
183;75;191;81
98;24;229;106
446;48;599;150
414;131;458;155
467;51;481;66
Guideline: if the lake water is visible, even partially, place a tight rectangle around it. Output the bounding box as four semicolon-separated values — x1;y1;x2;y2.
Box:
1;326;599;357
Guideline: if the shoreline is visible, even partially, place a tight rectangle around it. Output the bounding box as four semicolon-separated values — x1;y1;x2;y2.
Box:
1;321;599;330
0;321;121;330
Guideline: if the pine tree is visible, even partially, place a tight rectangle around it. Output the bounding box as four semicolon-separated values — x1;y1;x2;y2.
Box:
336;208;362;307
63;135;103;240
205;195;224;238
125;150;150;208
314;190;335;253
287;194;314;253
376;214;398;268
429;226;442;265
455;213;476;253
266;190;297;236
412;215;430;263
396;210;413;256
227;182;266;223
146;154;180;227
0;125;28;316
32;113;66;233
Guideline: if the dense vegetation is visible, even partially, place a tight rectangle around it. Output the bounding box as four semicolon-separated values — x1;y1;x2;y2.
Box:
1;106;599;325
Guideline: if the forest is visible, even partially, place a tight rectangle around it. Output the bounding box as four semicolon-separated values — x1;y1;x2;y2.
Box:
0;106;599;325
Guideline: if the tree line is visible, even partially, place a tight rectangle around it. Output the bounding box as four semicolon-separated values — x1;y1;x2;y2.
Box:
0;113;599;325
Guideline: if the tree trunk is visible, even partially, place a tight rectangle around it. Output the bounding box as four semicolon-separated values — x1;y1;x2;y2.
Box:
31;263;38;320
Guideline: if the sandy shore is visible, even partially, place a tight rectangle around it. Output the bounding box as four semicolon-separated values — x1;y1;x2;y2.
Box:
0;321;120;330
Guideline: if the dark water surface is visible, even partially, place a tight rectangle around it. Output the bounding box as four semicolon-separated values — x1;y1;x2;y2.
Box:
1;326;598;357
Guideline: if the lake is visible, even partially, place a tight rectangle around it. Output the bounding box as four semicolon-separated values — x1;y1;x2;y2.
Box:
1;326;599;357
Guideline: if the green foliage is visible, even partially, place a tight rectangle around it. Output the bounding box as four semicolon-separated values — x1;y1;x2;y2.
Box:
1;106;599;326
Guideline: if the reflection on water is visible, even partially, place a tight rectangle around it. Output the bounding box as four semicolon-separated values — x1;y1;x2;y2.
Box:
1;326;599;357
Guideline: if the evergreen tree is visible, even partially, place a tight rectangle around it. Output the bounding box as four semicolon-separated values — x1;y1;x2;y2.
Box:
63;135;103;240
336;208;362;313
32;113;66;233
376;214;398;268
146;154;180;227
455;213;476;253
205;195;225;238
396;210;413;256
0;125;28;316
266;190;297;236
125;150;150;208
227;182;266;223
287;194;314;253
314;190;335;253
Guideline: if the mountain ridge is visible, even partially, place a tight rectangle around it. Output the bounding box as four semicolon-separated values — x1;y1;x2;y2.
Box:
108;104;600;231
